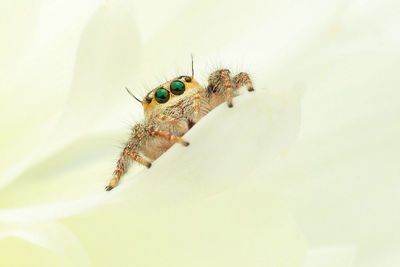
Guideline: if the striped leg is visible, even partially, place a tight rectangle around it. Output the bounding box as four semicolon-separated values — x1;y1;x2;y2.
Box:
148;129;189;146
193;90;202;122
154;114;188;132
207;69;233;107
105;146;151;191
232;72;254;92
207;69;254;108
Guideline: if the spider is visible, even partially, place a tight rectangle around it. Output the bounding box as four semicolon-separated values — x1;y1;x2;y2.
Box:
105;62;254;190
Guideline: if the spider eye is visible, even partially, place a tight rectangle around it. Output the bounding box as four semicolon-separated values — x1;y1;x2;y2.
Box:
145;97;152;104
155;88;170;103
170;81;185;95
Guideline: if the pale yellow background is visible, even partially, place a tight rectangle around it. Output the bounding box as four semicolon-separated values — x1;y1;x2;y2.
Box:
1;0;399;266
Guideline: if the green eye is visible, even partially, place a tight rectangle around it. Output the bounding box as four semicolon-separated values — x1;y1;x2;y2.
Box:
170;81;185;95
155;88;170;103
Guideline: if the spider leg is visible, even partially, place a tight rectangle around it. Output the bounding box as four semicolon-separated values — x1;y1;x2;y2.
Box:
232;72;254;92
148;128;190;146
207;69;254;108
207;69;234;107
193;90;203;122
105;146;151;191
154;114;188;132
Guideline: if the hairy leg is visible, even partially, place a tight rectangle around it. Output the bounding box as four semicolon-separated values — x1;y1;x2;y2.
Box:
207;69;254;108
207;69;233;107
232;72;254;91
192;90;202;122
148;128;190;146
154;114;188;132
105;146;151;191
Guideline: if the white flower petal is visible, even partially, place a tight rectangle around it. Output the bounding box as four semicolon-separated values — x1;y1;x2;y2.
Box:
1;88;305;266
133;0;345;83
113;89;301;205
0;221;90;266
3;0;397;266
259;1;400;265
0;196;107;223
305;245;356;267
0;88;301;215
44;1;141;147
61;180;306;267
0;0;105;188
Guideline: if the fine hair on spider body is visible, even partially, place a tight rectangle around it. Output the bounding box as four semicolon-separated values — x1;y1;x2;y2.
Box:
105;62;254;190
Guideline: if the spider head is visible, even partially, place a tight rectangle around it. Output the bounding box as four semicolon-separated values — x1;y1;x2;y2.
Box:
142;75;202;114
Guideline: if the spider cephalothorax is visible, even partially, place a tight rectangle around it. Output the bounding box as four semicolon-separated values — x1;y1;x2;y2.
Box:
105;67;254;190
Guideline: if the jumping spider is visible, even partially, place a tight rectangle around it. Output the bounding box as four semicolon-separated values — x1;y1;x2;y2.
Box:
105;66;254;190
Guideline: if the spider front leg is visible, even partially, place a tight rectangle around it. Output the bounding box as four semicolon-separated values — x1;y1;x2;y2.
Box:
148;127;190;146
192;90;203;122
207;69;254;107
105;146;151;191
232;72;254;92
154;114;189;132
